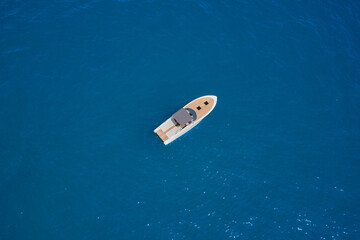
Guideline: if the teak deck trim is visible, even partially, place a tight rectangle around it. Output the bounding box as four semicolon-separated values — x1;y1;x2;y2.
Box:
155;129;168;141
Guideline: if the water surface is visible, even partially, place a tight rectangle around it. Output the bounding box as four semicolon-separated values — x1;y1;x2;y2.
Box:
1;1;359;239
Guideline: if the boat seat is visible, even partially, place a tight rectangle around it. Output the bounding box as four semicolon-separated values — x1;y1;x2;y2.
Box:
166;126;180;138
160;119;174;132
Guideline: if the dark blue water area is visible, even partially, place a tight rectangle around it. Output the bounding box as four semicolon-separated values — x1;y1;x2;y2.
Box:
1;0;360;239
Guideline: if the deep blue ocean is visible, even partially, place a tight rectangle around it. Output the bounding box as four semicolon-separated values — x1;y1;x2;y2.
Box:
1;1;360;239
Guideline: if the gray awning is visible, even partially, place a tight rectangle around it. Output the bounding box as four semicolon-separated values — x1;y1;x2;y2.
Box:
172;108;193;125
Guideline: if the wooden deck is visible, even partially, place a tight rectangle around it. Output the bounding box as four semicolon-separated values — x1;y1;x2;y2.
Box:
155;129;168;141
185;96;215;120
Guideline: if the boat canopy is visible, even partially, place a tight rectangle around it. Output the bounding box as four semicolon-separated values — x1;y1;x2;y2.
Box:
172;108;193;125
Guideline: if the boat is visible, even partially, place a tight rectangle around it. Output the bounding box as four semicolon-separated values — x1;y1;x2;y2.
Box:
154;95;217;145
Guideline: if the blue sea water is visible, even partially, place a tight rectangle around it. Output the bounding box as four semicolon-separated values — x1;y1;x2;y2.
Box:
1;0;360;239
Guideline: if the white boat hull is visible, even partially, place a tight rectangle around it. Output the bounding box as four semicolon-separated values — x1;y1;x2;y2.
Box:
154;95;217;145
